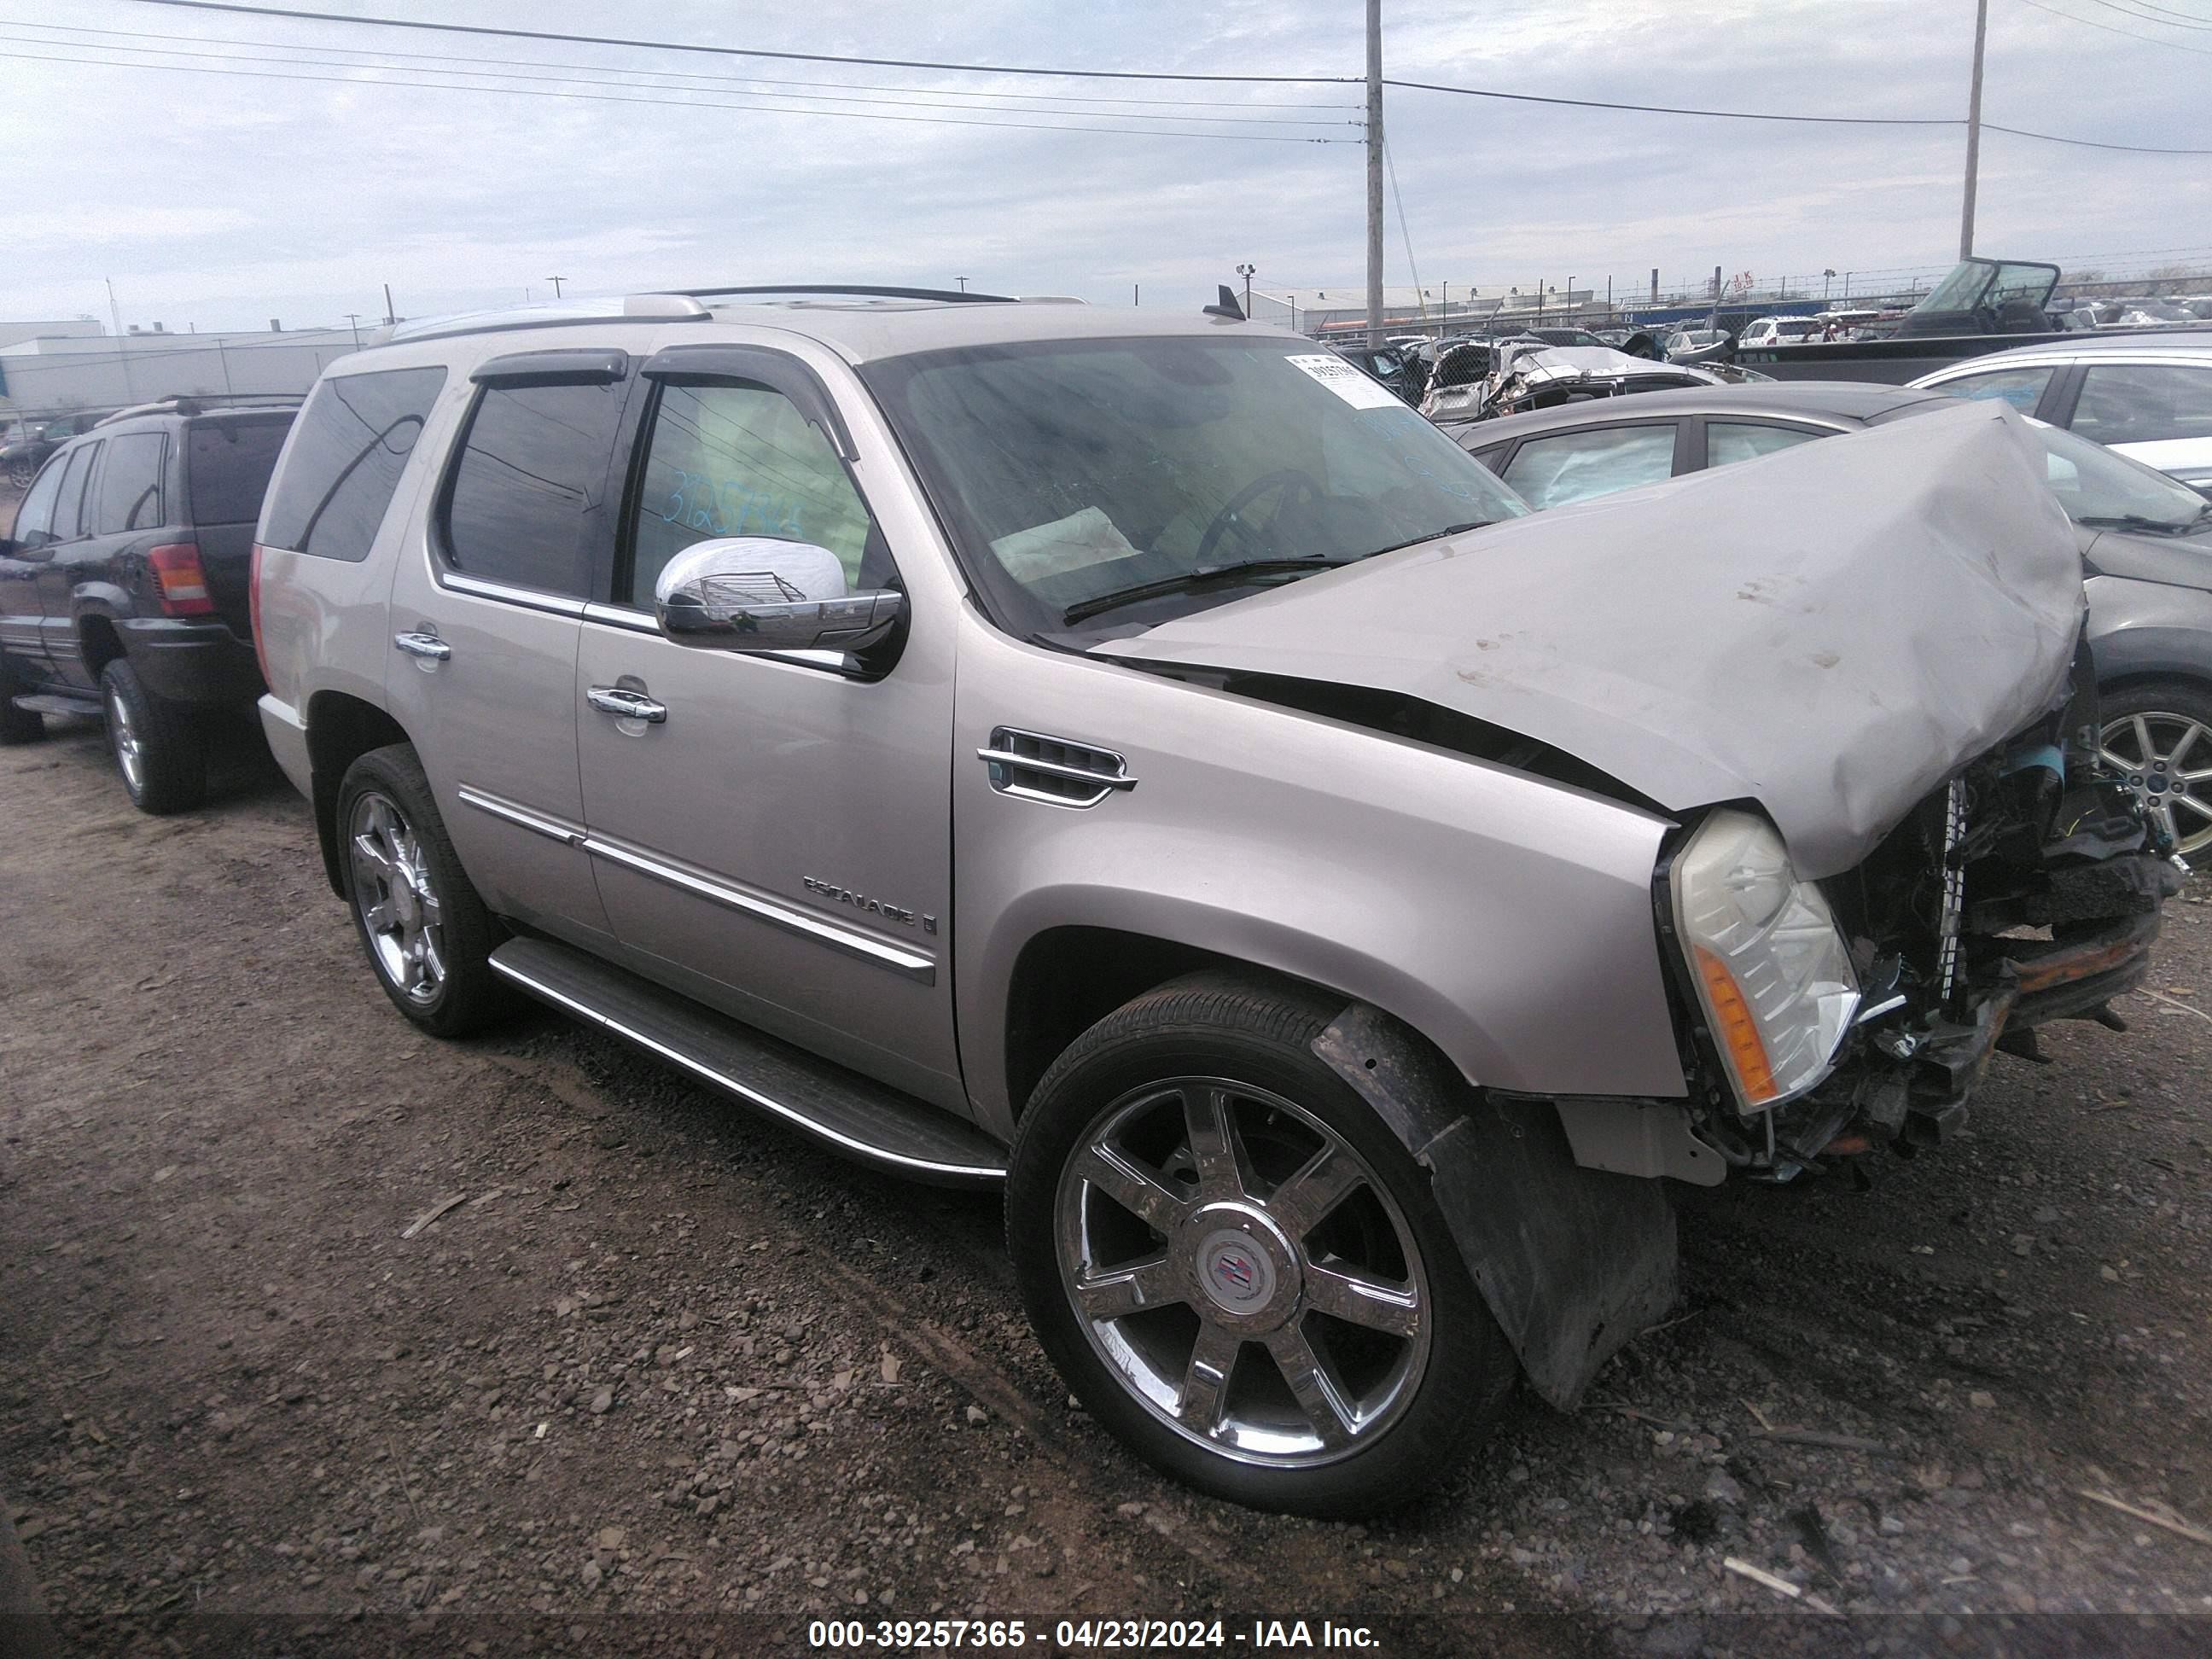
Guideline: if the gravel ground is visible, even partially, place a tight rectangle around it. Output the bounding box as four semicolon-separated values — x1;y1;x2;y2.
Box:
3;699;2210;1656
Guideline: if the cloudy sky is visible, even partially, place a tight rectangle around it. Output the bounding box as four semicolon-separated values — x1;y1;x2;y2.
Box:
0;0;2205;332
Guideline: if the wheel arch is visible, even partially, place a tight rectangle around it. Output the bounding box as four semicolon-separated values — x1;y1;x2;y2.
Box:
305;690;413;896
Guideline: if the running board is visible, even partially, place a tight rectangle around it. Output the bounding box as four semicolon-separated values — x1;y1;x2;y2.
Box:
487;936;1006;1188
11;692;102;718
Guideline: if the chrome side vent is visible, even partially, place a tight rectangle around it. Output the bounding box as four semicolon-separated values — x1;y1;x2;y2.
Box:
977;726;1137;809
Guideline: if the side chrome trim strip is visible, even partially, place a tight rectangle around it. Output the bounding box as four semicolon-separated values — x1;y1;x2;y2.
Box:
583;834;937;984
458;785;934;982
488;958;1002;1181
580;602;659;635
970;748;1140;789
436;569;588;619
457;783;585;847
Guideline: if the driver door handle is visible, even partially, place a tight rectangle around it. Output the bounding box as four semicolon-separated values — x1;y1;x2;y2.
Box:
586;684;667;725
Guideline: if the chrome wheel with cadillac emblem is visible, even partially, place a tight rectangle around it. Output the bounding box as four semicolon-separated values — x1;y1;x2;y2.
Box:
1056;1077;1430;1468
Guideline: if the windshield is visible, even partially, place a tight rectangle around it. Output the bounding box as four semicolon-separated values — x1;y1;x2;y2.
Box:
863;335;1528;637
1913;258;2059;316
2034;422;2209;530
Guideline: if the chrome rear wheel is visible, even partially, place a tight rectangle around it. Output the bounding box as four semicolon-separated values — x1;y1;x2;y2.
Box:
348;789;448;1005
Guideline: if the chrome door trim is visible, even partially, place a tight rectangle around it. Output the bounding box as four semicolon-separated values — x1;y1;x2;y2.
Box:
580;604;855;673
393;630;451;661
457;783;586;847
970;747;1140;790
488;956;998;1181
585;684;668;723
431;566;589;620
582;830;937;984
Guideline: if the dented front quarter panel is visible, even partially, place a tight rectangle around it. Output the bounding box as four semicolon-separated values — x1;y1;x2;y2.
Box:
952;614;1691;1143
1101;401;2087;880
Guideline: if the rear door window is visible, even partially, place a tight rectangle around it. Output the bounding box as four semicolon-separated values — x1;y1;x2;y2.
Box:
1500;424;1677;509
259;367;447;562
49;443;99;541
441;381;624;597
91;431;167;534
1929;364;2053;414
2071;364;2212;447
187;417;292;526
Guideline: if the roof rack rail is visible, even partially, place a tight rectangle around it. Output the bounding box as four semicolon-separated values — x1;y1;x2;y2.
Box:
675;284;1017;306
95;393;307;426
388;293;711;346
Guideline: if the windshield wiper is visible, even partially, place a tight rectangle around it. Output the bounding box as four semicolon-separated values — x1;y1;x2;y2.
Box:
2075;510;2208;537
1355;521;1493;561
1062;558;1348;625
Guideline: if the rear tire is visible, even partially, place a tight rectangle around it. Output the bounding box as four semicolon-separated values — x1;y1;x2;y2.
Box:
1006;972;1517;1517
335;742;515;1037
100;658;205;813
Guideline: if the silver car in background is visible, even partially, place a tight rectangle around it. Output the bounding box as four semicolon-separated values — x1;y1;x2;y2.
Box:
247;288;2174;1516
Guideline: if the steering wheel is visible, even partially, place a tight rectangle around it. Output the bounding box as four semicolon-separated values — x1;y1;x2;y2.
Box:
1193;469;1320;567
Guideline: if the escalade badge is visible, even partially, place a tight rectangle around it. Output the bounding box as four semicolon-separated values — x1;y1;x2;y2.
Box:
802;876;937;934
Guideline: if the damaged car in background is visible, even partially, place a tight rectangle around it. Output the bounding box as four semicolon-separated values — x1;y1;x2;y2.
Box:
1418;336;1772;424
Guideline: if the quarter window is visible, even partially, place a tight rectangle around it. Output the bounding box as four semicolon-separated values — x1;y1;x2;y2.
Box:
13;454;67;547
1930;365;2052;414
2071;364;2212;447
91;431;166;534
1707;422;1824;469
1500;425;1676;509
442;381;624;597
625;380;879;608
259;367;446;563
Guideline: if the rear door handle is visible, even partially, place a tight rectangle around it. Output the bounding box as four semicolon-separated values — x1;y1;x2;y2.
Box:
586;684;667;724
393;630;451;661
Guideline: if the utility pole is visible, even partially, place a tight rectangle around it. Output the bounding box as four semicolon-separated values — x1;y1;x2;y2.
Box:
382;283;397;326
1132;283;1139;306
1237;263;1255;319
1959;0;1988;259
1365;0;1383;347
547;275;566;298
104;277;124;337
955;276;969;292
344;312;364;348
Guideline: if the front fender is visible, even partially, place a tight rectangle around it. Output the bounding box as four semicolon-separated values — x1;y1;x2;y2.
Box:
953;621;1691;1133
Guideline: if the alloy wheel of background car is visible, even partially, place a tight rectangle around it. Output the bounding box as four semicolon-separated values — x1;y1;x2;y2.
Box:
1057;1076;1432;1467
334;743;515;1037
1007;973;1517;1517
2098;682;2212;859
5;457;35;490
96;659;205;814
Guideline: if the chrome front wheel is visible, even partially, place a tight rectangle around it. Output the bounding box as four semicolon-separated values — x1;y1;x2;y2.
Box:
349;789;448;1004
1057;1078;1432;1468
106;684;144;795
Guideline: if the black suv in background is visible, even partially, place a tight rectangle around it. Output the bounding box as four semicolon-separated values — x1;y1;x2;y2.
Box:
0;397;297;811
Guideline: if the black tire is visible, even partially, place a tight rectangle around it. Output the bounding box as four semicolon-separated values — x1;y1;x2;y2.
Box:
99;658;205;814
5;457;35;491
335;742;516;1037
2099;678;2212;860
1006;971;1518;1517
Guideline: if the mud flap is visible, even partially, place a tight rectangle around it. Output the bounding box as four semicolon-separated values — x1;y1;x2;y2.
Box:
1313;1004;1677;1412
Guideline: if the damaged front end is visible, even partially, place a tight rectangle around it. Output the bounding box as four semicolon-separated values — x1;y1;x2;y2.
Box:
1420;341;1764;424
1660;649;2182;1182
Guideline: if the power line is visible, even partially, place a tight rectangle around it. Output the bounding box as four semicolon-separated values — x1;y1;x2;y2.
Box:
1379;77;1953;126
12;18;1361;113
0;30;1355;128
2012;0;2212;51
2075;0;2212;26
0;45;1353;141
1985;122;2212;154
120;0;1357;84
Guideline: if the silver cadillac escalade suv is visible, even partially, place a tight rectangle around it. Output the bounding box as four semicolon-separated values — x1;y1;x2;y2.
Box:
250;285;2177;1516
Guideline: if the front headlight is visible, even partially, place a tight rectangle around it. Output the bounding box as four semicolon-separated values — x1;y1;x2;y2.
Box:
1669;809;1860;1112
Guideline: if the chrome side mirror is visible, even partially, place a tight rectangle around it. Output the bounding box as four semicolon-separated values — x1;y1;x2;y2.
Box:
652;537;902;654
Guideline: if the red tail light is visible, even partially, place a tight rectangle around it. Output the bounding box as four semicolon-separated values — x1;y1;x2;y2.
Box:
148;543;215;617
249;543;271;684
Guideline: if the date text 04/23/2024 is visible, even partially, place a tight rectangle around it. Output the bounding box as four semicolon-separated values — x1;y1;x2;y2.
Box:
806;1619;1382;1650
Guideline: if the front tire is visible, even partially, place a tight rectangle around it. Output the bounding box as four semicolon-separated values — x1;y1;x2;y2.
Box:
100;658;205;813
335;743;515;1037
1007;973;1517;1517
2098;678;2212;859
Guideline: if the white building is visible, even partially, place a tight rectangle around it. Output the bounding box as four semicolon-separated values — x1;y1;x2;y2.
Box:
0;322;376;424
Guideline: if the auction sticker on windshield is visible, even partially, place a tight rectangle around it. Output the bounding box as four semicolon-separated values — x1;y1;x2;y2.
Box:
1286;354;1401;410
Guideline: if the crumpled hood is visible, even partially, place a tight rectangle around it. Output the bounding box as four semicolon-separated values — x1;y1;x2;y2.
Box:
1097;400;2086;879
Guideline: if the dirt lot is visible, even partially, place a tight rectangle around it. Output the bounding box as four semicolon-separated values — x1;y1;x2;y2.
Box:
3;707;2210;1656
